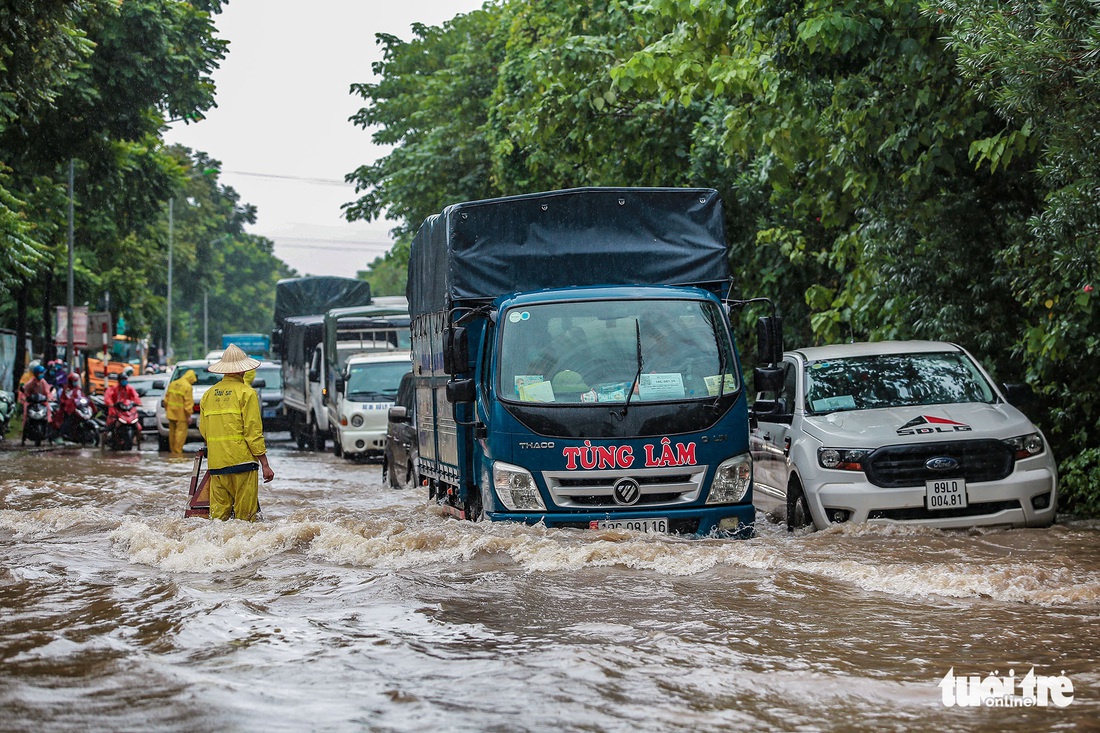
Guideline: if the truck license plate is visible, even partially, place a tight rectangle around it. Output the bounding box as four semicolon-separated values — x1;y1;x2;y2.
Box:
591;517;669;533
926;479;967;510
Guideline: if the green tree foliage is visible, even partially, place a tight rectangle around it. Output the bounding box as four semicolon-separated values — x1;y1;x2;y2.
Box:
345;7;504;296
346;0;1097;512
928;1;1100;511
0;1;292;377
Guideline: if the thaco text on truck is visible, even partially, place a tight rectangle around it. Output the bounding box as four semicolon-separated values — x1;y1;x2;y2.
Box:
408;187;783;537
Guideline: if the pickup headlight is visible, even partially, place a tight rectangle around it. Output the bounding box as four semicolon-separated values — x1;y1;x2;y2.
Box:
1004;432;1044;459
707;453;752;504
492;461;546;511
818;448;869;471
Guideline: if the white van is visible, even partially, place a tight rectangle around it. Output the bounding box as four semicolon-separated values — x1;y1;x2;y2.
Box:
331;352;412;460
750;341;1057;531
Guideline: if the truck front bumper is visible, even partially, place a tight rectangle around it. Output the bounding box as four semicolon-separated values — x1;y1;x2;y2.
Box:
484;504;756;538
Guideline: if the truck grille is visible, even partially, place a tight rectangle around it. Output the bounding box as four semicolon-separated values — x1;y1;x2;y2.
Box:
542;466;706;509
864;440;1014;488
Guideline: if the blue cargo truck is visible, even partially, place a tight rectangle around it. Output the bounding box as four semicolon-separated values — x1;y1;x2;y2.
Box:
408;187;782;537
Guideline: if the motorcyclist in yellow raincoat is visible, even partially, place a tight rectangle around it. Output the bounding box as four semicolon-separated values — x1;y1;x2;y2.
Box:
198;345;274;521
164;369;197;454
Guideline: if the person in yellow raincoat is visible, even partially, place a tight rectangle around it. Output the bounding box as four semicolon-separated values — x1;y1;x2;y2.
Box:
199;344;274;521
163;369;197;454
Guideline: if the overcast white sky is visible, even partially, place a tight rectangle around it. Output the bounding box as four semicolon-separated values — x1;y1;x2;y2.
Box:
164;0;484;277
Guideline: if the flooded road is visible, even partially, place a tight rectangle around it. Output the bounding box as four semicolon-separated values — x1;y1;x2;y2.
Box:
1;437;1098;732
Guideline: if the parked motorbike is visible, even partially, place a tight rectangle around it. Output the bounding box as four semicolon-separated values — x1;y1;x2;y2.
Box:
0;390;15;439
56;396;101;446
22;393;51;446
103;399;141;451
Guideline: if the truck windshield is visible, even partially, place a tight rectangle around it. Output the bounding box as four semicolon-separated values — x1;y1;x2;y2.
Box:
346;362;409;403
498;299;737;404
804;352;996;414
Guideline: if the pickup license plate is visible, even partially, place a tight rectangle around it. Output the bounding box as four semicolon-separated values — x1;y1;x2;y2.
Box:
591;517;669;533
262;408;276;418
926;479;967;510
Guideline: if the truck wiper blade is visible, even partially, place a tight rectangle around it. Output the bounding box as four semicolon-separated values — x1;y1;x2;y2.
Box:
613;319;643;421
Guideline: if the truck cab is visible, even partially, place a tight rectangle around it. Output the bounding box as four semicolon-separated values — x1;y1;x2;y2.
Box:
440;286;755;535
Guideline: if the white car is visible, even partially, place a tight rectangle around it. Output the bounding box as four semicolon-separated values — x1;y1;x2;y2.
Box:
331;352;411;460
155;359;284;450
750;341;1057;531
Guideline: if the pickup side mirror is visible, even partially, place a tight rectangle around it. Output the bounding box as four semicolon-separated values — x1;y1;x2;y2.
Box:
388;405;409;423
446;378;475;404
1002;383;1035;406
251;378;266;389
152;380;166;390
443;326;469;376
756;316;784;365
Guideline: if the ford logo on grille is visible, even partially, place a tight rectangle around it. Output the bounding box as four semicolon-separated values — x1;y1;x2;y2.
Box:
926;456;959;471
612;478;642;506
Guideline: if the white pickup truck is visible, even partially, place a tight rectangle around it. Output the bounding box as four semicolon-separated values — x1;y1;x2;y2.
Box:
750;341;1057;531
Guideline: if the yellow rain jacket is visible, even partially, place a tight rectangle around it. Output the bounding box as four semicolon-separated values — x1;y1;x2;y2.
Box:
199;373;267;470
164;369;197;422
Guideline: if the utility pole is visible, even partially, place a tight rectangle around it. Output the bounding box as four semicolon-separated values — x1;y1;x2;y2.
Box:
67;159;75;370
203;290;208;354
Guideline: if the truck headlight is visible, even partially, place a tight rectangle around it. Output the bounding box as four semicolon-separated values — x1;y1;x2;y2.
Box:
492;461;546;511
707;453;752;504
1004;432;1044;459
351;414;364;427
818;448;869;471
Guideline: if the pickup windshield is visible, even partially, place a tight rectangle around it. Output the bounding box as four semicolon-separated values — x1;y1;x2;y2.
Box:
804;352;996;414
498;299;737;404
346;362;409;403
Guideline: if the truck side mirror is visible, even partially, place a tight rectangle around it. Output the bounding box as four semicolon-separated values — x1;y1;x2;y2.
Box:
754;366;785;394
388;405;409;423
334;376;345;394
251;378;266;389
308;367;319;382
756;314;783;363
443;326;469;375
446;378;475;404
152;380;165;390
756;316;784;364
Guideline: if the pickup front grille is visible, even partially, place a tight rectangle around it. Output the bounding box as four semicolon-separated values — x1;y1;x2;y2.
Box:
542;466;706;509
864;439;1014;488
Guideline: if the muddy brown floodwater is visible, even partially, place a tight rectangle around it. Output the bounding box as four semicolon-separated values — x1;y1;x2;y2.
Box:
1;438;1098;732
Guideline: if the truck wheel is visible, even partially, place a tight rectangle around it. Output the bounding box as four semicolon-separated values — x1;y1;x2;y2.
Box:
310;423;325;452
786;479;812;531
294;420;309;450
158;434;170;452
333;435;343;458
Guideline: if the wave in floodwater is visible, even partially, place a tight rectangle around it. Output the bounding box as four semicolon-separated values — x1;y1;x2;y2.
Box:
4;504;1099;608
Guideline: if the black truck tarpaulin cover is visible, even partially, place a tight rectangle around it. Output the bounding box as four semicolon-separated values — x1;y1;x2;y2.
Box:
273;276;373;325
406;187;730;318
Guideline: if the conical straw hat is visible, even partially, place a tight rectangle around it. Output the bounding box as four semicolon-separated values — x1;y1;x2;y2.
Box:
208;343;261;374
